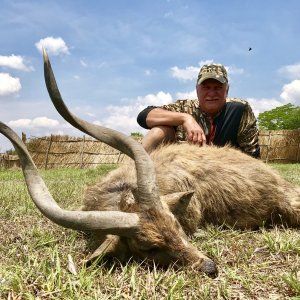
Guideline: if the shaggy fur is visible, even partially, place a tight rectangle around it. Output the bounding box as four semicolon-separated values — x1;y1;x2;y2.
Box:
84;144;300;228
82;143;300;274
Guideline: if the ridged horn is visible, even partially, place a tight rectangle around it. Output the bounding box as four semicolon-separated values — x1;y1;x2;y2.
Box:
43;49;162;209
0;121;139;236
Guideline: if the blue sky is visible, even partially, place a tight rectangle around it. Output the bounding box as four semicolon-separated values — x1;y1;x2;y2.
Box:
1;0;300;151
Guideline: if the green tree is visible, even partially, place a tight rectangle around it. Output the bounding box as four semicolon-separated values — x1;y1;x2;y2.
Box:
130;132;144;138
257;103;300;130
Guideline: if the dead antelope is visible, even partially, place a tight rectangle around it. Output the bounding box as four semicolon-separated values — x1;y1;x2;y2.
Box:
1;50;300;277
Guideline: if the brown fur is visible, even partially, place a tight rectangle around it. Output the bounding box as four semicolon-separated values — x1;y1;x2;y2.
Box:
82;143;300;274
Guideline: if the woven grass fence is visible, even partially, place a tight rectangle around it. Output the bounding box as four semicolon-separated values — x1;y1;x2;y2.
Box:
25;135;139;169
259;129;300;163
1;129;300;169
0;154;20;169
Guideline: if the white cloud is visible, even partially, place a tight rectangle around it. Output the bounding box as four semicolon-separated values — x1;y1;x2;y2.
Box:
226;65;244;75
175;90;197;100
170;60;213;81
170;65;199;81
58;91;172;136
80;59;87;67
61;122;74;129
135;91;173;107
170;60;242;82
104;114;138;130
93;115;140;136
247;98;285;117
280;80;300;105
0;73;21;96
278;63;300;79
0;55;34;71
7;118;31;128
49;130;65;135
164;11;173;18
35;36;70;55
31;117;59;127
93;120;103;126
85;112;96;117
198;60;214;67
100;91;173;134
8;117;59;128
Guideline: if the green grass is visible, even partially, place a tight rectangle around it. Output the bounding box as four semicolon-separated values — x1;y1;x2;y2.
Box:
270;163;300;186
0;163;299;299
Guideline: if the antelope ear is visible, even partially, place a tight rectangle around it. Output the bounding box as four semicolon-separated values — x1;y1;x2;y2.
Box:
85;234;131;264
162;191;194;212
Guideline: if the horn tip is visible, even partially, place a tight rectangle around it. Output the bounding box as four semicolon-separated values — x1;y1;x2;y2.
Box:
42;47;49;63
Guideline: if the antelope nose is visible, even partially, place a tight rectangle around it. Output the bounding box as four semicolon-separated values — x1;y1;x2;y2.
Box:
201;259;218;278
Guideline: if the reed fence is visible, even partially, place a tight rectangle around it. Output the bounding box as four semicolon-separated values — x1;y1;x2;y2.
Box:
26;134;137;169
0;154;20;169
1;129;299;169
258;129;300;163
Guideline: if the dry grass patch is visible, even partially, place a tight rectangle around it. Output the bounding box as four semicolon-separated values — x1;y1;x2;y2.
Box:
0;163;299;299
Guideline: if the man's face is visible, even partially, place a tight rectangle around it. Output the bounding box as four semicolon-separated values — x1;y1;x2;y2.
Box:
196;79;229;114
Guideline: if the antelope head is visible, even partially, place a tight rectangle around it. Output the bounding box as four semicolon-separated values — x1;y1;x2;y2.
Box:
0;50;217;276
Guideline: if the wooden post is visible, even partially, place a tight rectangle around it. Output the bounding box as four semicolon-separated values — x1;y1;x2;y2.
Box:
265;131;271;163
80;135;85;169
297;141;300;163
45;135;53;170
22;132;27;143
116;151;122;164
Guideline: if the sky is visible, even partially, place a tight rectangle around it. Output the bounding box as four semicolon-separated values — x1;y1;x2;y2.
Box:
1;0;300;152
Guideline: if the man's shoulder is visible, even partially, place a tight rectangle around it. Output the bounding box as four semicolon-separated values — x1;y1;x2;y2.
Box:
164;99;199;111
226;97;248;105
225;98;256;123
174;99;199;106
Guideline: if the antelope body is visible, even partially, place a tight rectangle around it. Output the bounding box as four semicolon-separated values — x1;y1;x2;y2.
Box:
1;50;300;277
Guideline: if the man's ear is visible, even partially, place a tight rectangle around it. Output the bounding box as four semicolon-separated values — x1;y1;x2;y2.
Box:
226;84;229;96
162;191;194;213
196;84;201;99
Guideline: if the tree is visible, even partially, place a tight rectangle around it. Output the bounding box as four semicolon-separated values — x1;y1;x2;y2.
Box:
130;132;144;138
257;103;300;130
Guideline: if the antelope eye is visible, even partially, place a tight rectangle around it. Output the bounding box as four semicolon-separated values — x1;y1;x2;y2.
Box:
147;247;160;255
139;245;160;255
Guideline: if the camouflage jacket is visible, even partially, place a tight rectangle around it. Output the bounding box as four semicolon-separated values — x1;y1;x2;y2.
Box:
158;98;260;158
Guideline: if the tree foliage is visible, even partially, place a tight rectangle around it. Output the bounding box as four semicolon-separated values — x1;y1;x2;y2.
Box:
257;103;300;130
130;132;144;138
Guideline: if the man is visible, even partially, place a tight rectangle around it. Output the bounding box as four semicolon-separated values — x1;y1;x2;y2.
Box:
137;63;260;158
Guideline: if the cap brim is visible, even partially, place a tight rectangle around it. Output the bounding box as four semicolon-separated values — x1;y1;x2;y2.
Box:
197;74;227;85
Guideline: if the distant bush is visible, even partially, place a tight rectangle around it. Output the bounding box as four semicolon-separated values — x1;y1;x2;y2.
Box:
130;132;144;138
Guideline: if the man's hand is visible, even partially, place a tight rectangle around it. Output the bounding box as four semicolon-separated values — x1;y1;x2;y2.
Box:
182;114;206;146
145;108;206;146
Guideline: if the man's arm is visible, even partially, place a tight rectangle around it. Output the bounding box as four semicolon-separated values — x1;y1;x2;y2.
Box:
237;103;260;158
137;106;206;145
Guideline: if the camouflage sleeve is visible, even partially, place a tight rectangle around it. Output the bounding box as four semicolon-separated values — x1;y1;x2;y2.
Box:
137;100;195;130
237;103;260;158
160;100;186;113
160;100;199;141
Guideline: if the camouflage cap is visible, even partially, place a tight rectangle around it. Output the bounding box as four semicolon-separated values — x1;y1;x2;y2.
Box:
197;63;228;85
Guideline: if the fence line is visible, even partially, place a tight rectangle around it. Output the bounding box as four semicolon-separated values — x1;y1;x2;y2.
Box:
1;130;300;169
0;154;20;168
258;129;300;163
80;135;85;169
44;134;53;169
27;134;132;169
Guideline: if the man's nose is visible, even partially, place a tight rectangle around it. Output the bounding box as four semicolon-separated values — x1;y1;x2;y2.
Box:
207;89;216;96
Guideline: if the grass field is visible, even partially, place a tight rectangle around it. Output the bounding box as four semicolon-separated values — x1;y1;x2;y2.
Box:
0;163;300;299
